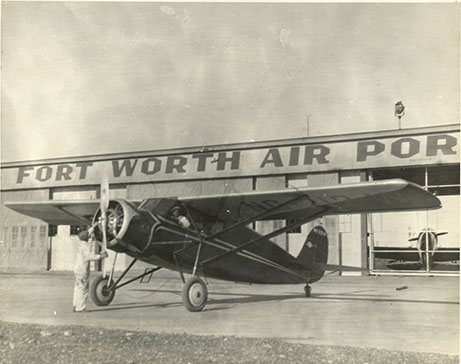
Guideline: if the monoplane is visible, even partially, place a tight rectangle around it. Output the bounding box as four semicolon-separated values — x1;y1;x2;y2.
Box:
374;229;458;269
6;179;440;311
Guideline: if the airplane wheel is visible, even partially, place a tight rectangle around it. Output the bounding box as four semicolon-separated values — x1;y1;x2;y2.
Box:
182;277;208;312
304;284;312;298
91;274;115;306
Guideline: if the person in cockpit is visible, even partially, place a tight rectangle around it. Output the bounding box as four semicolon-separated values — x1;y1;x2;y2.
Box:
171;206;191;228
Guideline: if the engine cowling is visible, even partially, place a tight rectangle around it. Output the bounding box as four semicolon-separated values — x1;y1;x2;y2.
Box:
92;199;159;253
417;229;438;267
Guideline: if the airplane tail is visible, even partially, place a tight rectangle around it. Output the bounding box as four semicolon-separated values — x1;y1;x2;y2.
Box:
297;225;329;283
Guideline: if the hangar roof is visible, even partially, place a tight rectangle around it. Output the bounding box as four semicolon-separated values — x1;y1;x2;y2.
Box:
2;123;459;168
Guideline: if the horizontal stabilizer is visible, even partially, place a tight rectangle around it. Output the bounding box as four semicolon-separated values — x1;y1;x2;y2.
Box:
310;262;367;273
408;231;448;241
323;264;368;272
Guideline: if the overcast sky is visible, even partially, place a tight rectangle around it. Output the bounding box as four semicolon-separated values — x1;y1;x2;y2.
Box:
1;2;459;163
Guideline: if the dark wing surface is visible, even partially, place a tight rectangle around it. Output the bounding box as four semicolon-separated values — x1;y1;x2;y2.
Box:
5;179;440;226
5;200;101;225
179;179;440;222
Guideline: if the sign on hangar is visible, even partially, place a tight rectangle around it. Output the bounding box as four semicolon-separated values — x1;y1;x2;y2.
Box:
2;130;459;190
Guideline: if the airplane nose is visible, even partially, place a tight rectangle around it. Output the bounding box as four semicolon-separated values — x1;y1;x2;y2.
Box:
93;201;126;244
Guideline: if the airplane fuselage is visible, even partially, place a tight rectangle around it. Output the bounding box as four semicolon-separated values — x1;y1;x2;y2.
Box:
101;200;313;284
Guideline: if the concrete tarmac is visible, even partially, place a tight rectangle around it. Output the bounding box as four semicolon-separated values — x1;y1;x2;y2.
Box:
0;271;458;355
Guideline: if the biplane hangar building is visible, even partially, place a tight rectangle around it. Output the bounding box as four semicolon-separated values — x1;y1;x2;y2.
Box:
1;123;459;275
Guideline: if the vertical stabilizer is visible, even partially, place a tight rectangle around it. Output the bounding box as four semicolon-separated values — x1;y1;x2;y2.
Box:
297;225;329;283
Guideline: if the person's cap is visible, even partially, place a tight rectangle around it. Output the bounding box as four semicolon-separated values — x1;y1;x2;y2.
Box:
78;229;90;242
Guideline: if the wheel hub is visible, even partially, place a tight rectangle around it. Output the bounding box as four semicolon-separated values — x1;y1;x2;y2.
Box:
189;283;206;306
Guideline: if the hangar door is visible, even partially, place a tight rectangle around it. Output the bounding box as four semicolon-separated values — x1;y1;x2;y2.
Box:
369;165;459;275
1;190;49;271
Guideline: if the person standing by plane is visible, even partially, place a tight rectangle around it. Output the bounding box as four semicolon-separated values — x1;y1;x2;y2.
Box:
73;224;108;312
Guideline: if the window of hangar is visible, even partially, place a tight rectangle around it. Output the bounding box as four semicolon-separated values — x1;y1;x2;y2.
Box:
371;164;460;195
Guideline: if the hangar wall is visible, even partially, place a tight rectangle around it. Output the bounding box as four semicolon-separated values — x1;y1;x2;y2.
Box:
1;190;49;271
1;124;459;274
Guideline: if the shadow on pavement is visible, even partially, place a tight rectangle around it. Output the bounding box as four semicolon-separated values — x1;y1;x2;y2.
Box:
311;292;459;305
92;289;305;312
91;285;458;314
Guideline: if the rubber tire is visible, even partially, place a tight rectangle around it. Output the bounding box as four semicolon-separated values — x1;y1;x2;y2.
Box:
182;277;208;312
304;284;312;298
90;274;115;306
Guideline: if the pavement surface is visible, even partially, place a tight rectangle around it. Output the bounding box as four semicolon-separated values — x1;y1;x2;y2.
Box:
0;271;459;356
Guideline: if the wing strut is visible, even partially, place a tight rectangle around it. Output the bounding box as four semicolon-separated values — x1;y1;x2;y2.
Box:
173;194;314;262
199;209;327;273
183;204;206;277
89;257;162;307
105;258;163;291
177;202;327;312
198;194;310;240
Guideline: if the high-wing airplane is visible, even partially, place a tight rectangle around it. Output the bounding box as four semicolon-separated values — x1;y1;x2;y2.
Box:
6;179;440;311
374;229;458;269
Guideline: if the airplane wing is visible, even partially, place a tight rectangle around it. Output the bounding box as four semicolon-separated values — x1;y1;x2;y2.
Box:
374;247;459;262
5;179;439;226
179;179;440;222
5;200;101;225
373;248;422;262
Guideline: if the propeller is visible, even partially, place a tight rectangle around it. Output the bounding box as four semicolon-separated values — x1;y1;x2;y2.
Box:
100;175;110;278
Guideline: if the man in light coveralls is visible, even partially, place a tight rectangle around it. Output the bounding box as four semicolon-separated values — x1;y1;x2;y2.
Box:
73;224;108;312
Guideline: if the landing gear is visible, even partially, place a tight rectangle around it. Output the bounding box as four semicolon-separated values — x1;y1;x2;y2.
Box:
89;259;162;307
304;284;312;298
91;274;115;306
182;277;208;312
176;204;209;312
